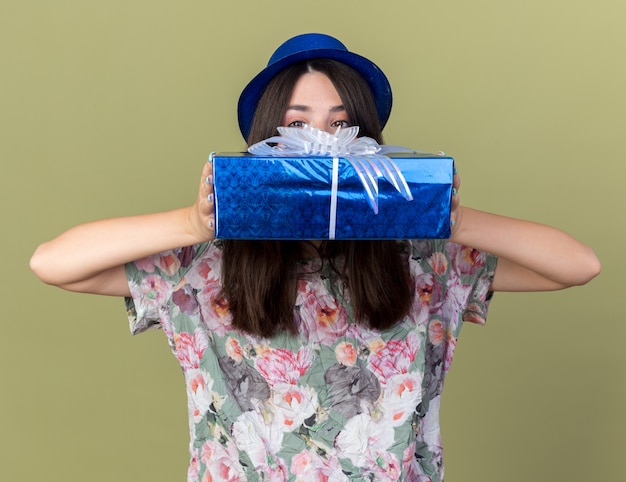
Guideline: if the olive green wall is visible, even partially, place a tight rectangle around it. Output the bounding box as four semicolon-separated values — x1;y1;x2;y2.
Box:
2;1;624;480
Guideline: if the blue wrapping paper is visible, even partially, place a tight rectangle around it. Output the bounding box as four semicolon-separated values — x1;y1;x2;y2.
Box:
212;152;454;240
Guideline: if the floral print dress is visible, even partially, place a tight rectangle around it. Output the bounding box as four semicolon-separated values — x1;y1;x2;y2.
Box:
125;239;496;482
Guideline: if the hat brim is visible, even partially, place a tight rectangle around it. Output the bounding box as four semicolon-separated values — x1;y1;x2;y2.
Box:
237;48;392;140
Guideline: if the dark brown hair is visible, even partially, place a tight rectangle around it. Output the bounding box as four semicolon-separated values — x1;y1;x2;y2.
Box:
221;60;413;337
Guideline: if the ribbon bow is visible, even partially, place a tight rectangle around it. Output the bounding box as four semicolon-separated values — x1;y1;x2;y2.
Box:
248;125;414;215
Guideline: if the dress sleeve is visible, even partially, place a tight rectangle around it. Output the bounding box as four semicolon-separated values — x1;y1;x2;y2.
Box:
124;242;210;335
410;239;498;325
443;239;497;325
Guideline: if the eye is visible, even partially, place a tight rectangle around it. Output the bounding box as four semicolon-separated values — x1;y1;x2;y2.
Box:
287;120;307;128
331;120;350;129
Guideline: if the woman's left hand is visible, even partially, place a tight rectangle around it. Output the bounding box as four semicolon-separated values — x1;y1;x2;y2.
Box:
450;168;462;237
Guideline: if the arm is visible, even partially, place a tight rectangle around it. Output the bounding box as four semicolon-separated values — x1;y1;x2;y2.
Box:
450;206;601;291
447;171;600;292
30;162;215;297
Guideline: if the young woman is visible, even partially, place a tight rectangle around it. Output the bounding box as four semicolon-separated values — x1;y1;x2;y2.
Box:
30;33;600;481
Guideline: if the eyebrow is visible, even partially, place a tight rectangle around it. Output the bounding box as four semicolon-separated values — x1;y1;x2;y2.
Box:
286;104;346;112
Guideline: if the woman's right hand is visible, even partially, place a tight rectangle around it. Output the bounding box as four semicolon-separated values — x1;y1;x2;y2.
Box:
31;159;217;296
188;159;216;241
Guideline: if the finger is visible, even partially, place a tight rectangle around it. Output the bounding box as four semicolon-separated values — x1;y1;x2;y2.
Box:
451;167;461;209
199;161;214;206
194;158;216;237
451;187;460;208
200;159;214;192
203;171;215;214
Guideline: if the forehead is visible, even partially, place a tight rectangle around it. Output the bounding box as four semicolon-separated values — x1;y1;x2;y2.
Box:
289;71;342;103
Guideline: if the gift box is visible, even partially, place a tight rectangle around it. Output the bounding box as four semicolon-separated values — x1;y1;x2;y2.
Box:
212;150;454;240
